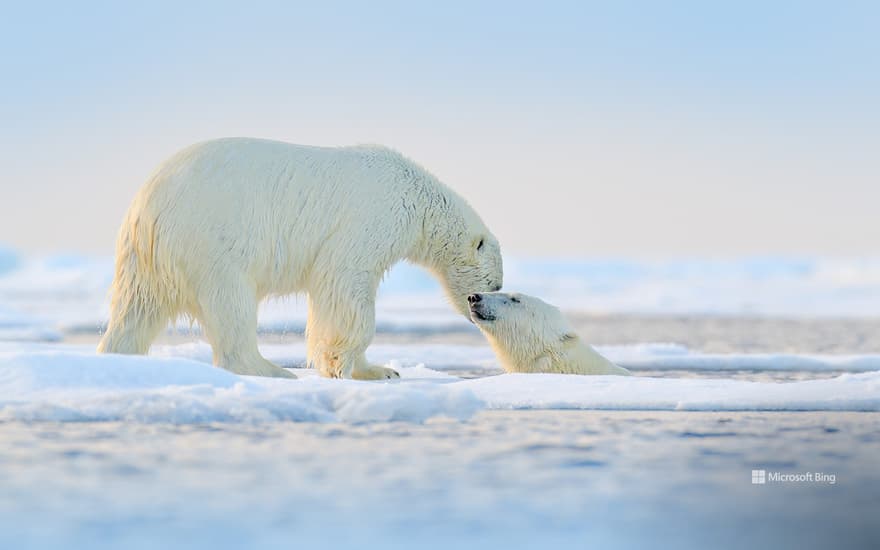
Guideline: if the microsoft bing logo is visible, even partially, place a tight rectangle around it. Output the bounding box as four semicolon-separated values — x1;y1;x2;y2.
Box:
752;470;766;484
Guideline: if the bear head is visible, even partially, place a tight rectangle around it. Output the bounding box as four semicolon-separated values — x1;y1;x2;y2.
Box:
467;291;578;369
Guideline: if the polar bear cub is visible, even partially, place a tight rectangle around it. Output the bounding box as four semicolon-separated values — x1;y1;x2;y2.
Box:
468;292;631;376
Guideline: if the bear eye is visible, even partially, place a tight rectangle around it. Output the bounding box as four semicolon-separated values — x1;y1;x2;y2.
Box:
511;297;520;304
477;238;484;251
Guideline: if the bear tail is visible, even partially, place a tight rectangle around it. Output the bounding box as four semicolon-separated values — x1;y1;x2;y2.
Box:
97;214;175;355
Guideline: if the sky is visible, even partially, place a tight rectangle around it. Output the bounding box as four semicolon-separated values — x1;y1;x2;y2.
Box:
1;1;878;257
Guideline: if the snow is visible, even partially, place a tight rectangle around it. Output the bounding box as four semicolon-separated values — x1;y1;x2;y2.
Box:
0;350;480;423
603;342;880;372
2;344;879;423
146;341;880;373
461;371;880;411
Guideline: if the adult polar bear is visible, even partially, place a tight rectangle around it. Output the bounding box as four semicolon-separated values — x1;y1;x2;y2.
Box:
97;138;503;380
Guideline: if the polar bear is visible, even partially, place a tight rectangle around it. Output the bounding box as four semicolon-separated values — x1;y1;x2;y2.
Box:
468;292;630;376
97;138;503;380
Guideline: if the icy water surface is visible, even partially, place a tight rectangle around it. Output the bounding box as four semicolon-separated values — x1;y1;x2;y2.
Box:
1;411;878;550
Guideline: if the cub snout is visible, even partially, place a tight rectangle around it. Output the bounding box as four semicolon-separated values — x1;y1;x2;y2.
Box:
468;293;497;322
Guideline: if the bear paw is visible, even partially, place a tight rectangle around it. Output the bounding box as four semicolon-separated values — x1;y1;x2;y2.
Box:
222;359;297;379
352;364;401;381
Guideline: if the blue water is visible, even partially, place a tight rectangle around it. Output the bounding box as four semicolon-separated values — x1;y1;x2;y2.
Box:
1;411;877;550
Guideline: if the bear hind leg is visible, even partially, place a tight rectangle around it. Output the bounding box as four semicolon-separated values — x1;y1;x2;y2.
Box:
196;277;295;379
98;285;171;355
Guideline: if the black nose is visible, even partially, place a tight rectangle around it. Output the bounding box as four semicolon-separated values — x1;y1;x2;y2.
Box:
468;293;482;305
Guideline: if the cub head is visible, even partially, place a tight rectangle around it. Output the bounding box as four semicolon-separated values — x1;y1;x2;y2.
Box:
469;291;631;376
468;292;580;372
468;291;573;345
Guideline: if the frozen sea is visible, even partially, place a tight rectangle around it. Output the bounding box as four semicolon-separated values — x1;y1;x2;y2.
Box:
1;247;879;549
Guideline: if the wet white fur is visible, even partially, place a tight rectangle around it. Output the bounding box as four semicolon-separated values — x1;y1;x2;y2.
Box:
98;138;502;380
470;292;630;376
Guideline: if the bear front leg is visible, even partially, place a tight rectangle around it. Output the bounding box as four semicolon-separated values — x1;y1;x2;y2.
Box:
306;285;399;380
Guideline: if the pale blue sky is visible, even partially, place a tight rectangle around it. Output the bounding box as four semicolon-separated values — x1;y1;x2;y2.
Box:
1;1;878;256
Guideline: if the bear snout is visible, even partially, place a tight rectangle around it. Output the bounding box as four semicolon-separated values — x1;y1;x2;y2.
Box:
468;293;482;305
